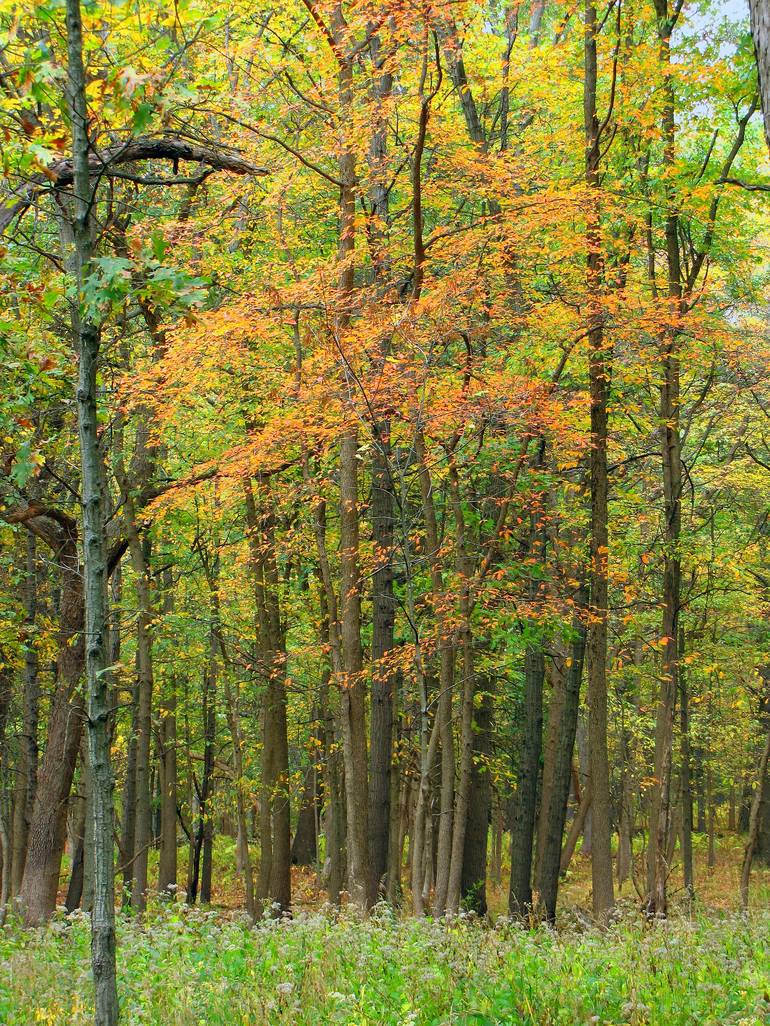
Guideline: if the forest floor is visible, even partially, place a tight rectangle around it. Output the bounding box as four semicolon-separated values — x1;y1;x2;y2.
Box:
2;833;770;1026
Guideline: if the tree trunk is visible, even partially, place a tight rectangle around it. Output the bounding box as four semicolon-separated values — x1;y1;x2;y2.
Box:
11;533;40;895
0;664;13;916
292;763;319;867
66;0;119;1012
646;0;684;921
19;526;84;924
129;533;154;915
561;779;593;875
750;0;770;152
445;466;475;916
65;778;86;912
338;431;369;908
461;682;492;915
120;684;139;906
245;482;290;914
158;676;178;895
536;614;586;921
414;430;455;913
365;43;396;903
740;715;770;908
368;425;395;905
509;643;545;916
679;629;694;899
584;0;615;922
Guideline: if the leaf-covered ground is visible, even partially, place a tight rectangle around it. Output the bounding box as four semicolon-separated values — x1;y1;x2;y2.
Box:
2;905;768;1026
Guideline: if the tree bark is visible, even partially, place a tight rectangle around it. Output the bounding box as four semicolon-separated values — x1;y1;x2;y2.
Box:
129;532;153;914
18;506;85;924
741;713;770;909
584;0;615;922
750;0;770;152
461;682;492;915
245;482;290;914
338;431;369;908
66;0;119;1013
536;612;586;921
679;628;694;900
158;672;178;896
508;647;545;916
647;0;683;918
414;430;455;913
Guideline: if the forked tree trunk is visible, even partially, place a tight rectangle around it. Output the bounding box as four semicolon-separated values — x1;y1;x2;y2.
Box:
414;431;455;914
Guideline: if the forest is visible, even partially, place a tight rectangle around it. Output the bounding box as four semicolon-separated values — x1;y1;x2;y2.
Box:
0;0;770;1022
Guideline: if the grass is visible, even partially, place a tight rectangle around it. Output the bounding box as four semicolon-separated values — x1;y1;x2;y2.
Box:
3;832;770;1025
1;903;769;1025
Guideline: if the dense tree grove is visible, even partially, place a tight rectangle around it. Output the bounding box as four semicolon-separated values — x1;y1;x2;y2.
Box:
0;0;769;1019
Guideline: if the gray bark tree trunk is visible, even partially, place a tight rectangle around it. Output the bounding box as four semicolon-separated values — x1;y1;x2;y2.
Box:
65;0;119;1014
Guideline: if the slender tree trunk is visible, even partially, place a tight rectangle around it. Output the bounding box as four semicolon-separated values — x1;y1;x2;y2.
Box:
129;533;153;914
338;431;369;908
386;705;404;905
509;499;547;916
200;630;217;906
679;629;694;900
366;39;396;906
740;715;770;908
461;682;492;915
415;431;455;913
647;0;683;918
561;780;593;875
11;533;40;895
158;676;178;896
706;767;716;871
308;505;346;905
0;665;13;916
445;464;475;916
368;427;395;905
65;777;86;912
696;749;708;833
120;685;139;906
66;0;118;1013
244;483;290;914
584;0;615;921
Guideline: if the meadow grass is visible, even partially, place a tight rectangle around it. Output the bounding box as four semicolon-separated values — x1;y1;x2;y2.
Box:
1;902;769;1026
